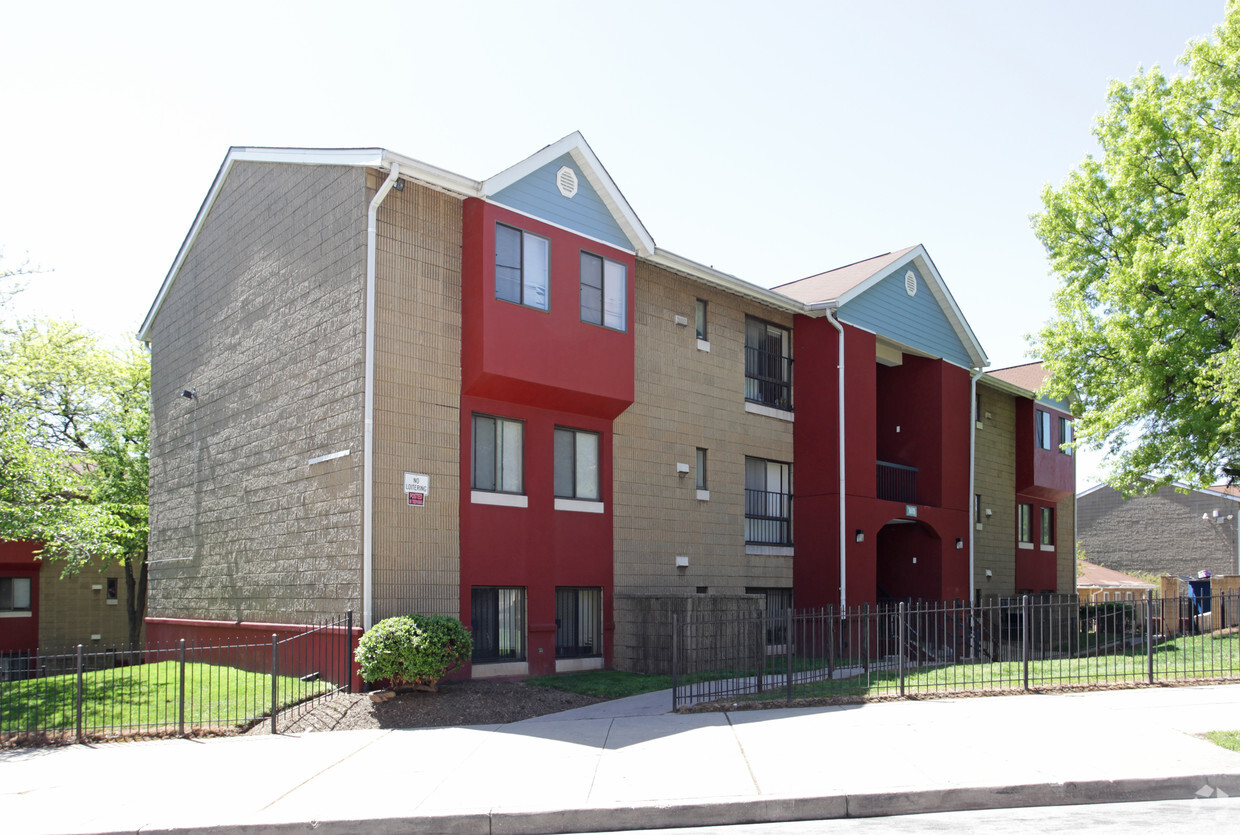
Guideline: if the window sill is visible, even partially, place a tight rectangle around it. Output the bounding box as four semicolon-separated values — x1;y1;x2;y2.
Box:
471;660;529;679
697;338;711;352
0;611;33;618
696;489;711;501
975;421;984;430
975;523;984;531
745;402;794;422
746;545;794;557
555;498;605;514
1018;542;1034;550
1040;544;1056;552
471;491;529;508
106;599;118;606
556;656;604;673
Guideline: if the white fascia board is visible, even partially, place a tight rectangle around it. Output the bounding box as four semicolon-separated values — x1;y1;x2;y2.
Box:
646;248;810;316
481;131;656;257
139;146;481;342
834;245;988;369
1076;482;1110;499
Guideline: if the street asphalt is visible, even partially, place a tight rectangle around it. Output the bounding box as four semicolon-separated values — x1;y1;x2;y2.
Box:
3;683;1240;834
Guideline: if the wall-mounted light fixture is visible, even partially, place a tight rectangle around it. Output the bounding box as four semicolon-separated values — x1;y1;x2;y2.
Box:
675;555;689;568
181;389;196;400
676;462;690;476
392;178;405;192
674;314;689;327
956;538;964;549
984;508;993;518
855;529;864;543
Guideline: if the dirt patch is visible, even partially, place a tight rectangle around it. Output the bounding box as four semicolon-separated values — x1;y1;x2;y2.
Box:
248;679;606;735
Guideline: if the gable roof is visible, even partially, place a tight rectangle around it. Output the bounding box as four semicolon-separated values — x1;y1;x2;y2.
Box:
1077;560;1157;590
773;244;987;369
482;132;655;257
987;362;1048;392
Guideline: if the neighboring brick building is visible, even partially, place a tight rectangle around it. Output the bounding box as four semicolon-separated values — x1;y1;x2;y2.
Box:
1077;482;1240;579
140;134;1075;676
0;541;138;659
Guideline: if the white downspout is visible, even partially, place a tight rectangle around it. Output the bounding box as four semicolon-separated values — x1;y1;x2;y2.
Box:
814;304;847;612
969;368;983;606
363;163;401;630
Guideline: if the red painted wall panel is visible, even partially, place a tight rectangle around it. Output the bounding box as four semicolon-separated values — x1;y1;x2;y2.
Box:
0;541;40;653
1014;400;1075;501
459;396;615;677
461;199;635;420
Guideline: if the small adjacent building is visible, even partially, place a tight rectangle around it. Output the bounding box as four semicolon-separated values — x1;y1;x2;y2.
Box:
139;133;1075;676
1077;482;1240;579
0;540;137;662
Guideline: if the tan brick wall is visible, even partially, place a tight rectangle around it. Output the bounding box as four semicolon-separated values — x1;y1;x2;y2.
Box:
613;262;795;598
147;162;369;623
973;383;1016;600
38;561;137;648
1057;491;1076;594
369;171;463;620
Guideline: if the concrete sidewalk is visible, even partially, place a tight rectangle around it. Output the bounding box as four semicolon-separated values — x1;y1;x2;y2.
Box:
4;684;1240;834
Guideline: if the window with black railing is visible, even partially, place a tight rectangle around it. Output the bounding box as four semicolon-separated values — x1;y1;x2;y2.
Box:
744;317;792;410
555;587;602;658
876;461;918;504
745;457;792;545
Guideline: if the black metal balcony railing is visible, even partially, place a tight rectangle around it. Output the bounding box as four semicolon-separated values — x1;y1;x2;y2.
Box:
877;460;918;504
745;488;792;545
744;346;793;410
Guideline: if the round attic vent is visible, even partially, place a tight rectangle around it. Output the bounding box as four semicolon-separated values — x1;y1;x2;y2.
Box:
556;166;578;198
904;270;918;297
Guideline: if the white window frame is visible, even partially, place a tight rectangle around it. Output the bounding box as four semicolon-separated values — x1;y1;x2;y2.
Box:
1036;409;1052;450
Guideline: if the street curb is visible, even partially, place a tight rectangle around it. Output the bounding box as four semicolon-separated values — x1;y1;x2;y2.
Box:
128;773;1240;835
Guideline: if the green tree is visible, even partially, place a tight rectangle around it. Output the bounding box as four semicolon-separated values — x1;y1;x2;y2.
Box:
0;319;150;645
1033;5;1240;493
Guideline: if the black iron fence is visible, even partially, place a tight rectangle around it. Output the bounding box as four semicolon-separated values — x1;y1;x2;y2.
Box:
1;612;354;745
671;594;1240;708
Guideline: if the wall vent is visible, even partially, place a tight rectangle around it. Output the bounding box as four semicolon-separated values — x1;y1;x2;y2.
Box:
556;166;578;198
904;270;918;297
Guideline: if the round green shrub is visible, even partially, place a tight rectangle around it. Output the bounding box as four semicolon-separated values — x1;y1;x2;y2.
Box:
354;614;472;690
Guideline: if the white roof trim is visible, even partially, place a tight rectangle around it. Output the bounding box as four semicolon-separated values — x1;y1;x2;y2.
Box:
1077;477;1240;503
481;131;656;258
646;248;810;316
835;245;987;369
139;146;483;341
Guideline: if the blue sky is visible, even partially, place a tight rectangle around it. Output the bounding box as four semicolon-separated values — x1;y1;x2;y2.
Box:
0;0;1229;486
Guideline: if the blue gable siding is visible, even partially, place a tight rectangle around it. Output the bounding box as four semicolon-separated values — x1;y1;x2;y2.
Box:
490;153;631;250
837;263;973;367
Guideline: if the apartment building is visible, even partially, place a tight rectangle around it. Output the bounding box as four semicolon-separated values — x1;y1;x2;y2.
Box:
140;133;1074;676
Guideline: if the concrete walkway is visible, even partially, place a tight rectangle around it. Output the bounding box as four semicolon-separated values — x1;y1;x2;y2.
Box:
3;684;1240;834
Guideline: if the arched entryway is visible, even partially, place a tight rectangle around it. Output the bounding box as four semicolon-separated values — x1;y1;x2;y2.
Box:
876;518;943;602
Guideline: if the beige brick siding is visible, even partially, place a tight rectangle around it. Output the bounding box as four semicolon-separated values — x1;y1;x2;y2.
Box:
1057;492;1076;593
1078;484;1240;578
973;383;1016;599
147;162;369;623
38;562;137;648
613;262;794;598
368;171;463;621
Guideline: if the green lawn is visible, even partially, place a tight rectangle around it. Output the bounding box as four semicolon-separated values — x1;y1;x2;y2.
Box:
526;670;675;698
1205;730;1240;753
1;661;329;734
729;630;1240;703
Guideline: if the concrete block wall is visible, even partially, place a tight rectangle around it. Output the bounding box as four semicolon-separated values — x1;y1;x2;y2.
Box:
147;162;369;623
613;592;764;674
369;172;464;621
613;263;794;599
973;382;1017;600
1078;484;1240;579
